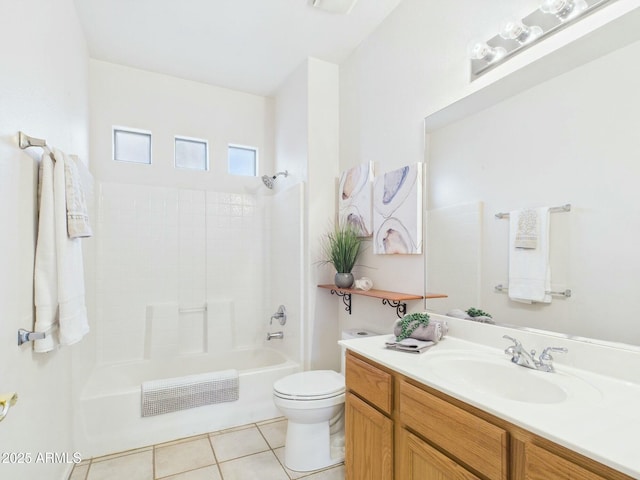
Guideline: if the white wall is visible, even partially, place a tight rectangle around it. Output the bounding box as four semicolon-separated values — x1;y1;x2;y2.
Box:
339;0;640;345
275;58;341;370
89;60;275;190
0;0;89;478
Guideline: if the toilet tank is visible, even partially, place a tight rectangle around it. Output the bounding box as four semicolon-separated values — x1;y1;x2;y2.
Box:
340;329;383;374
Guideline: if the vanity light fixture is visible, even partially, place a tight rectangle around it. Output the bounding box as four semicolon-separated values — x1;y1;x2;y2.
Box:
539;0;588;21
469;42;506;63
499;19;543;44
470;0;612;80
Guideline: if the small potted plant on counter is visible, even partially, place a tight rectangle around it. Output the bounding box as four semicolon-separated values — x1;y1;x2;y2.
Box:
320;223;362;289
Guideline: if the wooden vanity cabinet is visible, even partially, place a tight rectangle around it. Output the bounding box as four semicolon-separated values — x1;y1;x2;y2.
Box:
345;350;633;480
345;351;394;480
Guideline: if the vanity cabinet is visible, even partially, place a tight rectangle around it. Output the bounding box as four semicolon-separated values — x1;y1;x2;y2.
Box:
344;350;633;480
344;351;393;480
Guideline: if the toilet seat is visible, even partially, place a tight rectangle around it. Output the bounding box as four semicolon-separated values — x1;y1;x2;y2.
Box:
273;370;345;401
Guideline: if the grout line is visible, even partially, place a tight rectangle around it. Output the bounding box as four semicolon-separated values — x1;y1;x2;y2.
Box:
207;434;225;480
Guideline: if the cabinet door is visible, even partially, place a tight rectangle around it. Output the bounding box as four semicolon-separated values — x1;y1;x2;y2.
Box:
523;442;611;480
398;429;482;480
345;391;393;480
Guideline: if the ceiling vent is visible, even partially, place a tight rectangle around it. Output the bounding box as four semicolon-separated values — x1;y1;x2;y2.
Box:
310;0;359;14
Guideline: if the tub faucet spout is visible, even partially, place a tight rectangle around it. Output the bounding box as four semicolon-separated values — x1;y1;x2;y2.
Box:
267;331;284;340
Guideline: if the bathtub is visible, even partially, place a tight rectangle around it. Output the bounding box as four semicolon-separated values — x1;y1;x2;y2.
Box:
76;347;300;458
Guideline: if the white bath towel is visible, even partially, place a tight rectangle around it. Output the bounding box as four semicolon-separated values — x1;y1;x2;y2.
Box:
34;152;58;352
64;154;93;238
508;207;552;304
34;149;90;352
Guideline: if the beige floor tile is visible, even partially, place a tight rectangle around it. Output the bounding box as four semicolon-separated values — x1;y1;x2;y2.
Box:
273;447;344;480
303;465;345;480
159;464;222;480
258;419;287;449
155;437;216;479
210;425;269;462
219;451;289;480
69;463;89;480
87;450;153;480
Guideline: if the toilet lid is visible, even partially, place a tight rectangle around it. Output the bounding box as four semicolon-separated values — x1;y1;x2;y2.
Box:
274;370;345;400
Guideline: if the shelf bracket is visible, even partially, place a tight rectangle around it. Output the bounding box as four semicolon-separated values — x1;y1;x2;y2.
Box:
330;289;352;315
382;299;407;318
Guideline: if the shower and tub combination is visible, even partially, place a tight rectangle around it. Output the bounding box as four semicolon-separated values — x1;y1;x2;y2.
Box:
76;179;304;457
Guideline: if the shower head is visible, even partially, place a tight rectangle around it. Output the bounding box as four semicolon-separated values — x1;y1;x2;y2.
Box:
262;170;288;189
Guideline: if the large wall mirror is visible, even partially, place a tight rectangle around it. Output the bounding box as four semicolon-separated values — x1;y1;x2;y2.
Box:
425;14;640;349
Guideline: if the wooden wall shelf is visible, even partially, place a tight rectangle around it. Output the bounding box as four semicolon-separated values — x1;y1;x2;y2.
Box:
318;284;447;318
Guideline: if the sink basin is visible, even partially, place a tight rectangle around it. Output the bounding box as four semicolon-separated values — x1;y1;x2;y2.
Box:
426;352;601;404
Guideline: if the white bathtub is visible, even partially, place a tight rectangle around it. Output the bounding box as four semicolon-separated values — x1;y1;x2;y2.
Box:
76;347;300;457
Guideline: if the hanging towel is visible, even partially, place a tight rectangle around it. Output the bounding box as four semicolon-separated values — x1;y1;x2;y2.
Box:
514;208;538;249
64;154;92;238
34;149;90;352
34;152;58;352
508;207;551;304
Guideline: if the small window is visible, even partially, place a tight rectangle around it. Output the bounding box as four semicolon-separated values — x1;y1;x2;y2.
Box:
228;145;257;176
175;136;209;171
113;127;152;164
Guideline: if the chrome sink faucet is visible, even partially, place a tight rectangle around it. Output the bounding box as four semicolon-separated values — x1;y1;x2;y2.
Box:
503;335;567;373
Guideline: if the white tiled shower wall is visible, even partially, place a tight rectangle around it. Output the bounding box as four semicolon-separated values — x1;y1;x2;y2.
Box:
95;182;282;365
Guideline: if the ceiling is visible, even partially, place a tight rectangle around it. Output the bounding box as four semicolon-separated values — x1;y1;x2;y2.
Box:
73;0;403;97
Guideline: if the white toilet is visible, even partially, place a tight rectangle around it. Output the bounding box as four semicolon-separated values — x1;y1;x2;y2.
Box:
273;370;345;471
273;328;380;472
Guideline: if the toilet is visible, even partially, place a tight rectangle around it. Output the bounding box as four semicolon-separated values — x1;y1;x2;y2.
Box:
273;328;380;472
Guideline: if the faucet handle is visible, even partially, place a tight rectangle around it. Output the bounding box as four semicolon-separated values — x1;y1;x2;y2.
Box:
502;335;520;346
538;346;568;372
540;346;568;360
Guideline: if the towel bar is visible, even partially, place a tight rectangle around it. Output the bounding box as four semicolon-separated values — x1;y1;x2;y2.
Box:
17;328;46;346
18;131;47;149
495;204;571;219
494;284;572;298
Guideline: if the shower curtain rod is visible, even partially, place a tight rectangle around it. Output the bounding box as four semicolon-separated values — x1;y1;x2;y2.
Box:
495;204;571;219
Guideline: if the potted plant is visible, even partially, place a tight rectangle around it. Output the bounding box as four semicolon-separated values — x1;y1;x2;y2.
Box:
320;224;362;288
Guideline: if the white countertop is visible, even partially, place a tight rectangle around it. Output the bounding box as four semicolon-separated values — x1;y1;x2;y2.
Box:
340;319;640;478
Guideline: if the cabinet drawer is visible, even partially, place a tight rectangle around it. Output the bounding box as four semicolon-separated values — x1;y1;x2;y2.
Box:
399;380;508;480
523;442;610;480
345;353;393;414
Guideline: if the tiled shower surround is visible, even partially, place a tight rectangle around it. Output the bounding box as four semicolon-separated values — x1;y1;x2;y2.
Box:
95;182;291;365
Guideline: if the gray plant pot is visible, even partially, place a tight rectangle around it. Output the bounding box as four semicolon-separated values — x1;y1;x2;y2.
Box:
334;272;354;289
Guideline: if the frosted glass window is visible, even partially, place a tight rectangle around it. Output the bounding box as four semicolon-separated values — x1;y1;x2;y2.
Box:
113;128;152;164
228;145;257;176
175;137;208;170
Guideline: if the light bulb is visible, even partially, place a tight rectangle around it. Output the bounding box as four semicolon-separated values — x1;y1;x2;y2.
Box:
540;0;587;21
499;19;543;44
469;42;506;63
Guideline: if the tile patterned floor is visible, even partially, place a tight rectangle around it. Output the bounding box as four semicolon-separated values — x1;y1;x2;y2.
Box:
68;418;344;480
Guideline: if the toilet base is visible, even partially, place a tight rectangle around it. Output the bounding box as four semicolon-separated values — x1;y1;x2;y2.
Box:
284;419;345;472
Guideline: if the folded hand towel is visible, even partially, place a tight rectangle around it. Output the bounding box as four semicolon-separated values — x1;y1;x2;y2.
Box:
64;154;92;238
515;208;538;249
508;207;552;304
385;337;434;354
393;318;448;343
